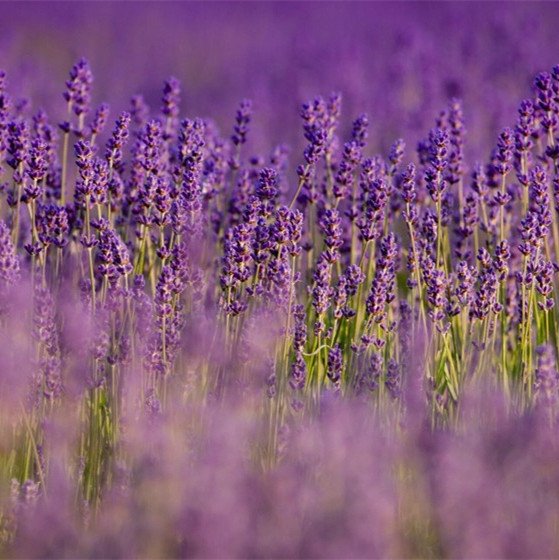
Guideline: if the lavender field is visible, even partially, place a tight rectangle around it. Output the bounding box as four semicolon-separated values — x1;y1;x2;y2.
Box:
2;2;559;558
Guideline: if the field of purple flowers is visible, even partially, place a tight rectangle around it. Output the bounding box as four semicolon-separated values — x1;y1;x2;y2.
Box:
2;2;559;558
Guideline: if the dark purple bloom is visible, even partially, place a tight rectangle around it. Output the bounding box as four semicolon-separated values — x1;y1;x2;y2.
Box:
301;96;328;165
495;127;514;176
327;343;343;390
319;208;343;261
105;111;131;172
27;137;48;184
171;118;205;236
534;72;557;135
267;248;293;307
351;113;369;148
536;258;555;310
515;100;536;174
400;163;416;204
63;58;93;118
161;76;181;139
366;233;398;321
231;99;252;147
256;167;279;206
388;138;405;175
7;119;30;171
333;274;349;319
220;223;254;289
290;351;307;393
89;103;110;139
36;203;69;249
422;254;448;323
311;251;333;321
455;260;477;306
94;218;132;287
424;128;449;204
292;304;307;352
0;70;11;166
333;141;361;199
138;120;164;174
346;264;365;296
357;175;389;243
470;249;500;320
447;98;465;185
494;240;510;282
74;139;95;186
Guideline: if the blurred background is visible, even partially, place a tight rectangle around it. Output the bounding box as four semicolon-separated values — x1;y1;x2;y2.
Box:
1;1;558;159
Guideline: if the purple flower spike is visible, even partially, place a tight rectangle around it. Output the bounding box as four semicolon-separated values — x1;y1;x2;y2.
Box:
64;58;93;118
534;345;559;409
232;99;253;147
327;343;343;390
0;220;19;286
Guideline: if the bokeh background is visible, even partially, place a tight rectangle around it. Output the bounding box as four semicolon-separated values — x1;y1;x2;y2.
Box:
1;2;558;172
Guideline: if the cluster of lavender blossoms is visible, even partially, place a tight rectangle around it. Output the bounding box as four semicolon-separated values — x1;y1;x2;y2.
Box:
2;50;559;558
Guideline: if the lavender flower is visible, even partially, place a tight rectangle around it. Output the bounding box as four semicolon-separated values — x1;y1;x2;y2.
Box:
36;203;69;248
422;254;448;324
534;72;557;137
536;258;555;310
447;98;465;184
172;118;205;237
105;111;131;172
292;304;307;351
290;351;307;401
301;96;328;165
94;218;132;288
388;138;405;175
89;102;110;139
495;127;514;176
319;208;343;261
0;220;19;285
351;113;369;148
63;58;93;118
33;286;62;399
74;139;95;195
333;141;361;199
470;249;500;320
27;137;48;184
366;233;398;321
424;128;449;204
256;167;279;210
327;343;343;390
7;119;30;171
220;223;253;290
231;99;252;146
138;120;164;174
400;163;416;204
385;358;401;400
311;252;333;327
161;76;181;139
515;100;535;184
0;70;11;167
